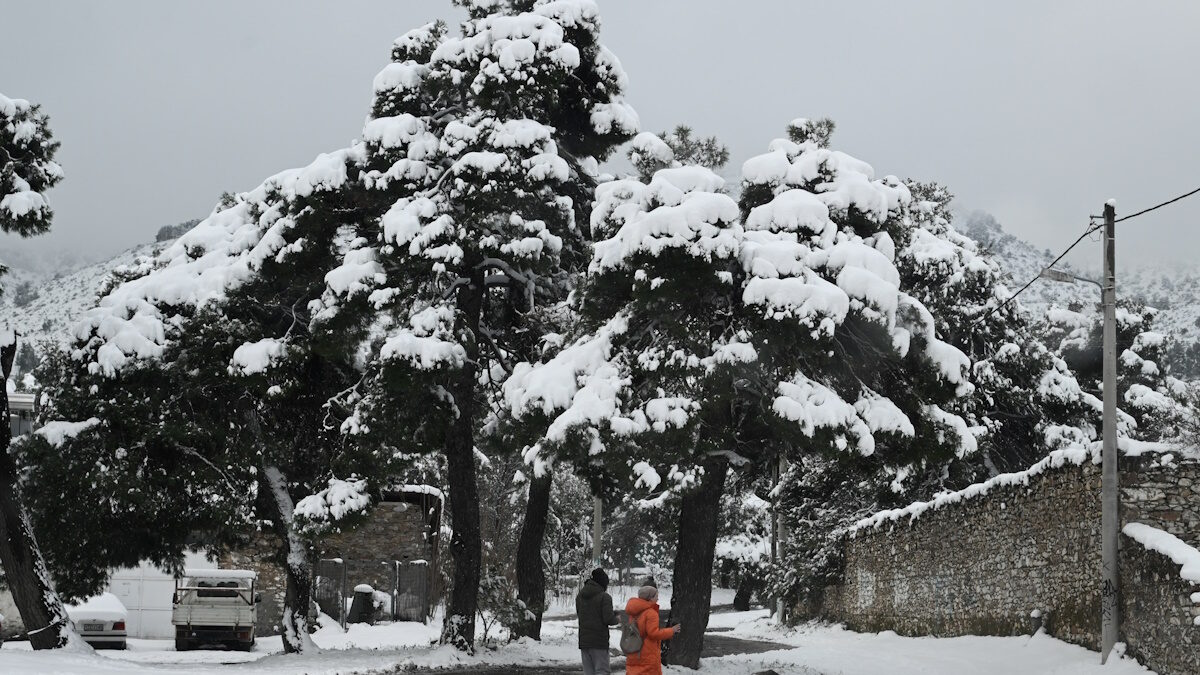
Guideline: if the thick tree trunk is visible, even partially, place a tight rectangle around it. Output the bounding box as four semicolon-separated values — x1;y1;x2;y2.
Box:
513;471;552;640
440;280;484;651
0;338;73;649
665;455;729;669
262;464;317;654
441;404;482;650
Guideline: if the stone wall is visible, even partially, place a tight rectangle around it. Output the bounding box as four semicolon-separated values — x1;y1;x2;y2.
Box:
317;495;438;595
220;488;441;634
220;531;288;636
814;449;1200;675
1121;539;1200;675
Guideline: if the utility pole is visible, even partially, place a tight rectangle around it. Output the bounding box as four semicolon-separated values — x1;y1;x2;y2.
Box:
775;455;789;625
1040;202;1120;662
591;495;603;569
1100;200;1119;663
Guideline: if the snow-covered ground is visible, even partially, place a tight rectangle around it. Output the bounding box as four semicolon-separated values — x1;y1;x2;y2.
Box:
692;611;1152;675
0;603;1155;674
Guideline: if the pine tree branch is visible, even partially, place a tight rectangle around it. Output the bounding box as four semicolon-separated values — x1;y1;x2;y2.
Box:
477;327;512;375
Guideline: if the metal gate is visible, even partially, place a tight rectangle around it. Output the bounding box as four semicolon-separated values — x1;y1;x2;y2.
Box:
388;560;430;621
313;558;348;628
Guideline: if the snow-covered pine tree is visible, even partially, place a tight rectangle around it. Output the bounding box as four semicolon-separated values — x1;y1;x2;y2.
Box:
898;182;1094;481
28;141;376;653
627;125;730;183
23;325;251;602
313;0;636;648
713;481;771;611
0;92;73;650
504;118;977;667
0;93;61;238
1052;299;1189;442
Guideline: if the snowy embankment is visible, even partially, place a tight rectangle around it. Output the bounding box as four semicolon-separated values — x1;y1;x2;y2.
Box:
0;605;1156;674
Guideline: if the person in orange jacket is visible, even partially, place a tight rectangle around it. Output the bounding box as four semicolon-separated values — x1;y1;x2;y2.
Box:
624;585;680;675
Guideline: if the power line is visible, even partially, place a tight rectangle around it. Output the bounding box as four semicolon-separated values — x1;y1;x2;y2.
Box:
1113;184;1200;224
970;183;1200;329
971;222;1097;327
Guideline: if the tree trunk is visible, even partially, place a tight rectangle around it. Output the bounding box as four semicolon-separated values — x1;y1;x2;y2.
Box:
665;455;729;669
441;403;482;651
262;463;317;654
0;337;73;649
440;280;484;652
513;471;552;640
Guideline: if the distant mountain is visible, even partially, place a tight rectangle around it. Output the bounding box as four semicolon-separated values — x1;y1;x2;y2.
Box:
957;210;1200;376
0;240;165;350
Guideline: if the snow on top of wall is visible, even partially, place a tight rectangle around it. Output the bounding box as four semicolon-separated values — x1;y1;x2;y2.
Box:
850;446;1099;535
851;441;1194;536
395;484;445;501
1123;523;1200;585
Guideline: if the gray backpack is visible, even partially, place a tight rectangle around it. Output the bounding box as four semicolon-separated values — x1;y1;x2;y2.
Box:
619;614;643;654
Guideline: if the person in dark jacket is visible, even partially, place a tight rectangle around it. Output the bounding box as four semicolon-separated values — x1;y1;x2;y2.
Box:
576;568;619;675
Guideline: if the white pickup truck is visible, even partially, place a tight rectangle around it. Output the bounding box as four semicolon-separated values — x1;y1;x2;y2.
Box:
172;568;260;651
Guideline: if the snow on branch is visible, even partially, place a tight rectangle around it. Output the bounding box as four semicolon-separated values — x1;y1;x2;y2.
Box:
293;476;371;537
34;418;100;448
73;144;366;377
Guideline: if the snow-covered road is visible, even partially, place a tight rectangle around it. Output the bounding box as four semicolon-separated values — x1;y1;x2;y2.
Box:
0;608;1156;674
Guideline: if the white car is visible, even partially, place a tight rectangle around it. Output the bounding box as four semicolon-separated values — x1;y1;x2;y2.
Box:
66;593;128;649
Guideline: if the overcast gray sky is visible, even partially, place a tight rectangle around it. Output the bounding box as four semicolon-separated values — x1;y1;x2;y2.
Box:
3;0;1199;270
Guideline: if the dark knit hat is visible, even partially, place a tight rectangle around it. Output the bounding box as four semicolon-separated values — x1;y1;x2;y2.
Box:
590;568;609;589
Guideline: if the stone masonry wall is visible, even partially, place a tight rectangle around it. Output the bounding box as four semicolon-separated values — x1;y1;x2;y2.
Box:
816;451;1200;675
317;497;437;596
1121;539;1200;675
220;489;441;634
220;531;287;636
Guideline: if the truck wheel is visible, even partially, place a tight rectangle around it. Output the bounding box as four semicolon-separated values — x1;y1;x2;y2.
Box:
175;637;191;651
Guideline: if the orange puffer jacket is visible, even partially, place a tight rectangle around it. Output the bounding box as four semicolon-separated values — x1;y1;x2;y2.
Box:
623;596;677;675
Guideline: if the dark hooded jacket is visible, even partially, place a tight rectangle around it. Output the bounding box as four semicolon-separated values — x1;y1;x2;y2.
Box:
575;578;617;648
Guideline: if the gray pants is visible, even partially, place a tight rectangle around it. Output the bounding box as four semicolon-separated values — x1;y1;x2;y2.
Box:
581;648;611;675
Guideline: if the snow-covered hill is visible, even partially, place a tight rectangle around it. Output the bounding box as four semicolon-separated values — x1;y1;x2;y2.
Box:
958;210;1200;341
0;240;165;349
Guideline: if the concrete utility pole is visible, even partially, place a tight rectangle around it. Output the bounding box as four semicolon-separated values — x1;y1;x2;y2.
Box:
1100;200;1119;664
774;455;789;625
1038;201;1120;663
591;495;603;568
